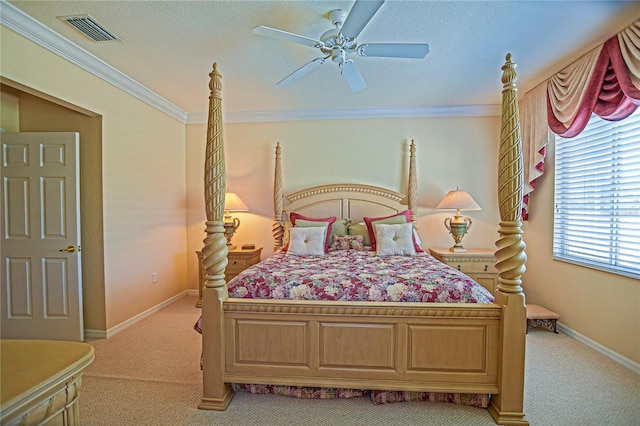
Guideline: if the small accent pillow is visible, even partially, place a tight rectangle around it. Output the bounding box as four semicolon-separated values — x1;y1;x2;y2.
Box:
363;210;423;252
347;223;371;246
289;212;337;252
329;235;366;251
375;223;416;256
287;227;326;256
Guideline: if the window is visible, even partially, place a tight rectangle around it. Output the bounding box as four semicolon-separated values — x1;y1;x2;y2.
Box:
553;108;640;279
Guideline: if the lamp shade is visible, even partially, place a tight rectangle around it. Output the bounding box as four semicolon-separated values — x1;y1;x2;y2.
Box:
224;192;249;212
436;188;481;211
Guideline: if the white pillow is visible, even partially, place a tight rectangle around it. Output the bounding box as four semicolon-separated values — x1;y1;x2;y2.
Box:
287;226;326;256
375;223;417;256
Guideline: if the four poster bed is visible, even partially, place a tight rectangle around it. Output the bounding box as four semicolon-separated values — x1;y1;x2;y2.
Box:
197;55;528;425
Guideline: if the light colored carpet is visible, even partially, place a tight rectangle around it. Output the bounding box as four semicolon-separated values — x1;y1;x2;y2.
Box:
80;295;639;425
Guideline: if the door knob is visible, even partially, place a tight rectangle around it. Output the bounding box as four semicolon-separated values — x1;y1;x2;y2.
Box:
59;246;76;253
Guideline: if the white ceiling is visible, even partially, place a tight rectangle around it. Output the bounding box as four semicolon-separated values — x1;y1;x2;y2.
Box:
5;0;640;120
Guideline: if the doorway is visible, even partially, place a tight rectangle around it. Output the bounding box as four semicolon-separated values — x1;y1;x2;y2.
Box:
1;80;107;338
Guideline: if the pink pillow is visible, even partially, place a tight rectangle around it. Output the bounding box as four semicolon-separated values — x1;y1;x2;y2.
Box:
289;212;337;252
363;210;423;252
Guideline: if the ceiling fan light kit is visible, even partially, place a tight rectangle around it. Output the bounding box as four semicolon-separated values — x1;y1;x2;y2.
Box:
253;0;429;92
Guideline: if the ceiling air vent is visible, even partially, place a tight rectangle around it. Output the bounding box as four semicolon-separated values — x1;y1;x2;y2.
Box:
58;14;121;43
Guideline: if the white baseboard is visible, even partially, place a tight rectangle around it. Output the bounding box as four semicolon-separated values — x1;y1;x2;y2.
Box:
83;328;108;340
557;322;640;375
84;290;193;341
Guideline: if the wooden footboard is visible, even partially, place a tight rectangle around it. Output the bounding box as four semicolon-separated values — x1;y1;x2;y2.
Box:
223;300;500;394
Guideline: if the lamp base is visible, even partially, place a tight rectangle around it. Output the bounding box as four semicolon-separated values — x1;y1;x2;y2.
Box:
449;245;468;253
224;215;240;251
444;214;471;254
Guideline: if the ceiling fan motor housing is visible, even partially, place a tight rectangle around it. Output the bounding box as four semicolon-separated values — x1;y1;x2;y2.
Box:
320;28;341;45
320;24;357;64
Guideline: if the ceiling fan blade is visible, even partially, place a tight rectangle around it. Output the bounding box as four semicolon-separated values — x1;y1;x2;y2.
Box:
341;61;367;92
253;26;323;48
340;0;385;39
277;57;326;87
358;43;430;59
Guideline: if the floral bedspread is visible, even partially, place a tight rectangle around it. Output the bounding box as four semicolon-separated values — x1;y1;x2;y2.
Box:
193;250;493;334
193;250;494;405
227;250;494;304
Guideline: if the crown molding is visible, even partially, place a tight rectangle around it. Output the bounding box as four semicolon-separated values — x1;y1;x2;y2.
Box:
0;0;188;123
187;104;500;124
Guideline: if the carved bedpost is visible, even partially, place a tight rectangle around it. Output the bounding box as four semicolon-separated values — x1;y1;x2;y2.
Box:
273;142;284;251
488;53;529;425
408;140;418;225
199;63;234;411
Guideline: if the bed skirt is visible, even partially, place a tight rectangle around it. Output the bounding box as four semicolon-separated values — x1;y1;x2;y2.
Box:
231;383;490;408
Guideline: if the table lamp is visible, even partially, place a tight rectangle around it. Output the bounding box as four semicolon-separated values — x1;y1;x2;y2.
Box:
224;192;249;249
436;187;481;252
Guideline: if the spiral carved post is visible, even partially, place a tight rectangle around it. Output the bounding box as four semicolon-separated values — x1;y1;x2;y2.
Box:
408;140;418;225
199;63;234;411
487;53;529;426
272;142;284;251
203;63;228;291
496;53;527;295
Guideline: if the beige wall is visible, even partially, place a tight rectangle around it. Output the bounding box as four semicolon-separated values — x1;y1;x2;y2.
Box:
0;86;20;131
523;141;639;364
186;116;502;288
1;26;189;330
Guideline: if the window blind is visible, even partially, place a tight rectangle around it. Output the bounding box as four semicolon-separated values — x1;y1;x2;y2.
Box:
553;109;640;279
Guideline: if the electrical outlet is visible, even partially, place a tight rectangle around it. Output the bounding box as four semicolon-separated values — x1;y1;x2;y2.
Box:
152;272;157;283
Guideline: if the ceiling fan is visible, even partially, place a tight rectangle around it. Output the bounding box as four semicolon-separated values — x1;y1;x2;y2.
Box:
252;0;429;92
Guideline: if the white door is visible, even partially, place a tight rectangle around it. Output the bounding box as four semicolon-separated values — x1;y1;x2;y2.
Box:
1;132;83;341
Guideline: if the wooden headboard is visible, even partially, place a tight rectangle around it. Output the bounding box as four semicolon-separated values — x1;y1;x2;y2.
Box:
285;184;407;224
272;141;417;251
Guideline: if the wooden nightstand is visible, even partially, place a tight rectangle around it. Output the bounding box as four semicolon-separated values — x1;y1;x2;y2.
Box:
429;247;498;294
226;247;262;281
195;247;262;307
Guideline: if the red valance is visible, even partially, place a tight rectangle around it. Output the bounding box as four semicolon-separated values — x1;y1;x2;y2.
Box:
548;21;640;138
520;19;639;220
